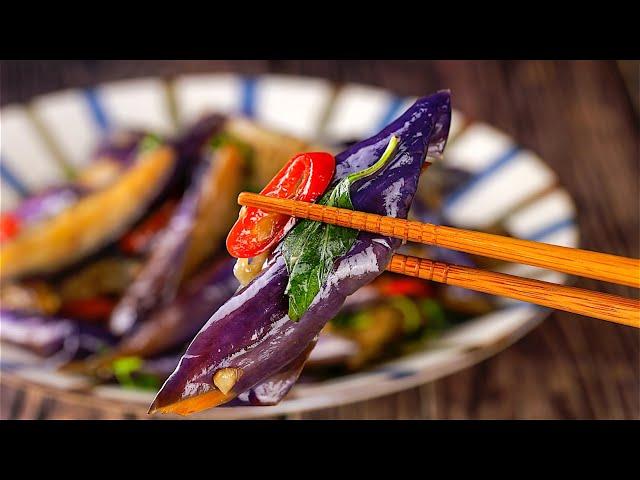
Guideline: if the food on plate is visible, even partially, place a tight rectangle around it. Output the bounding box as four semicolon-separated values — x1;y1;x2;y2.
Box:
0;134;177;280
0;91;494;409
109;136;245;335
149;92;453;414
0;308;115;360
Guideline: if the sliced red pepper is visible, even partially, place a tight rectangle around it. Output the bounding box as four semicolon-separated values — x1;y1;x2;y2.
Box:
226;152;335;258
60;296;117;322
119;199;177;255
379;277;433;298
0;213;21;243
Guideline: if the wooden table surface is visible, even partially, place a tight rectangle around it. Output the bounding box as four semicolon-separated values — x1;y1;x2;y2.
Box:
1;60;638;419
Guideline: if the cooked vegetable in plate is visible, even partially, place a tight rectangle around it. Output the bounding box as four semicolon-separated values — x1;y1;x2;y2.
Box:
149;91;453;414
0;91;495;413
0;135;177;280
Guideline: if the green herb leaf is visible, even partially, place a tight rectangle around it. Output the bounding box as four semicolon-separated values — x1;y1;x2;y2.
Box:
209;132;253;163
419;298;448;330
112;356;143;387
138;134;163;154
111;356;162;390
331;310;375;331
390;296;423;333
283;136;399;321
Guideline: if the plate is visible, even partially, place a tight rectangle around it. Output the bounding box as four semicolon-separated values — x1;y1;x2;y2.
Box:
0;74;579;418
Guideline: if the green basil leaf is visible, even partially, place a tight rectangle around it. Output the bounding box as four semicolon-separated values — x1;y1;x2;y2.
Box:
112;356;144;387
283;136;399;321
138;133;163;154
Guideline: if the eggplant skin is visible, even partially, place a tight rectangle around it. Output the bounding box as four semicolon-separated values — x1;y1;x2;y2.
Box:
11;185;88;228
173;114;226;166
0;146;177;281
116;257;239;359
109;144;245;336
223;339;317;407
92;130;147;165
0;308;115;360
149;92;452;415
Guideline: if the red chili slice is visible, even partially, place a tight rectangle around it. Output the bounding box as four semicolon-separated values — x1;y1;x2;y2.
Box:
226;152;335;258
379;277;433;298
60;296;116;322
119;199;178;255
0;213;21;243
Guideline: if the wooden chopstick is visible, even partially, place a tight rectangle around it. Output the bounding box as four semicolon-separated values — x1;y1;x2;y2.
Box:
237;192;640;328
238;192;640;288
388;253;639;327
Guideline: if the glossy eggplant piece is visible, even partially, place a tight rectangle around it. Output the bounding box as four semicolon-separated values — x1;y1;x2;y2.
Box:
7;132;145;230
173;114;226;165
0;144;177;281
109;144;245;335
0;308;115;360
92;130;147;165
115;257;239;358
150;92;452;414
11;185;88;227
224;339;317;407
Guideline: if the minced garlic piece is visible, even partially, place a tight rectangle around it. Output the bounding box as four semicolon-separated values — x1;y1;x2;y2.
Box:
233;251;270;286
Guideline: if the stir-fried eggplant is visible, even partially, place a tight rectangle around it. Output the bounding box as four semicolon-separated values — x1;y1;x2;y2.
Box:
149;91;452;414
115;257;239;358
109;143;245;336
0;141;177;281
0;308;115;361
224;340;318;407
173;114;226;166
224;117;311;190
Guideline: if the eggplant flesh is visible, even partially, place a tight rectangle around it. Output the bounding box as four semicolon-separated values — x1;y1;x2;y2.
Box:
0;145;177;281
150;92;452;415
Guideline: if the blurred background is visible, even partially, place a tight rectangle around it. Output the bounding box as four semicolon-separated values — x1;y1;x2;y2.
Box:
1;60;638;419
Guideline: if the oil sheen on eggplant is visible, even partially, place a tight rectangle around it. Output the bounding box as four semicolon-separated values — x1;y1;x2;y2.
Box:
115;257;239;358
0;140;177;281
0;308;116;361
109;143;244;336
149;92;452;414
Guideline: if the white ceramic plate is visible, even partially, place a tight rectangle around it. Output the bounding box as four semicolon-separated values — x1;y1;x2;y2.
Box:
0;74;579;418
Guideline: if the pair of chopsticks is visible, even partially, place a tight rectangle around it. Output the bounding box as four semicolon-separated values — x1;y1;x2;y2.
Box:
238;192;640;328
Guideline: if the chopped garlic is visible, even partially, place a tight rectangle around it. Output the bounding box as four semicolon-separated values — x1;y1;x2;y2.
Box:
233;251;270;286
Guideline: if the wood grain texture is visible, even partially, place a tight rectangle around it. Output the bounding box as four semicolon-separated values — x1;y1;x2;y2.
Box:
1;60;638;419
388;253;639;327
239;192;640;288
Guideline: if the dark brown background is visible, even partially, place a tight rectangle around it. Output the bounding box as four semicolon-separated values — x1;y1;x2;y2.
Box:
1;60;638;419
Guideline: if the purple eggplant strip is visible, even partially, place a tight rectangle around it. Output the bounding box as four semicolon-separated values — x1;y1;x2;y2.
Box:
224;339;317;407
12;185;88;227
173;114;226;169
109;148;225;336
92;130;148;165
109;167;204;336
116;257;239;358
0;308;115;362
150;92;451;413
109;118;232;337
